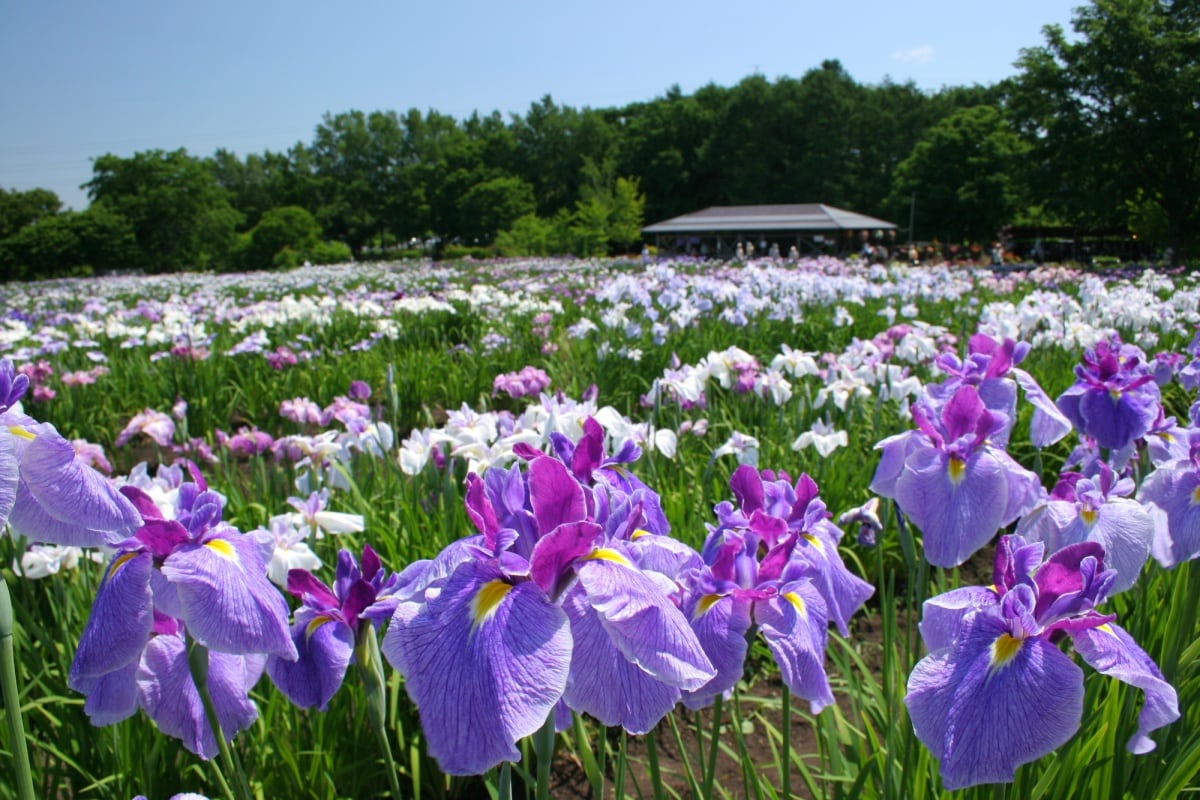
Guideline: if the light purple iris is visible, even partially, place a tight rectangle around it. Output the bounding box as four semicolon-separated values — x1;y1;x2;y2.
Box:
1016;463;1153;593
1056;335;1162;452
679;466;873;711
1139;431;1200;568
1178;327;1200;390
381;419;713;776
874;384;1042;567
931;334;1071;448
906;535;1178;790
68;463;296;758
0;358;140;547
266;545;400;710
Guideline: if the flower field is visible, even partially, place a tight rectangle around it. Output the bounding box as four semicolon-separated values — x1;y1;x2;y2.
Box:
2;255;1200;800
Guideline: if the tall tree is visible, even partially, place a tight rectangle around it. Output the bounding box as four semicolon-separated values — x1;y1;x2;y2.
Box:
1011;0;1200;255
308;110;406;254
888;105;1029;243
85;149;242;273
512;97;614;216
0;187;62;240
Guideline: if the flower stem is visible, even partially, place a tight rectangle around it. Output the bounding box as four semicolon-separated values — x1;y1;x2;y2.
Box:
185;636;252;800
355;620;402;799
781;685;791;799
645;726;665;800
533;710;556;800
0;576;36;800
702;695;724;798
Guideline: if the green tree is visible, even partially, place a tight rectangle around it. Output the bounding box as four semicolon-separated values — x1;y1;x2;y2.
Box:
888;105;1029;243
85;149;242;272
240;205;323;270
1011;0;1200;255
0;187;62;240
613;84;724;224
308;110;406;255
72;205;139;274
512;97;615;217
454;176;536;245
495;213;555;256
0;214;78;280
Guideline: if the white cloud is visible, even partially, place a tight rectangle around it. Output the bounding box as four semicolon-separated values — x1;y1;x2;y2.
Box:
891;45;934;63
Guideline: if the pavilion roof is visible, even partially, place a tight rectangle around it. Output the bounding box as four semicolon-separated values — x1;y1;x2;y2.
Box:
642;204;897;234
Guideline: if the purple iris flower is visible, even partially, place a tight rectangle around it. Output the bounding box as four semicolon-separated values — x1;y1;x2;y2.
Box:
907;535;1178;790
0;358;141;547
266;545;400;710
382;420;713;776
1178;327;1200;390
931;334;1071;448
1139;431;1200;568
679;466;873;711
1016;463;1153;593
68;463;296;758
1056;335;1162;451
875;384;1042;567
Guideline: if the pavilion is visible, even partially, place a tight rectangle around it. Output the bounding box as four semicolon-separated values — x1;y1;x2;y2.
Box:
642;203;898;257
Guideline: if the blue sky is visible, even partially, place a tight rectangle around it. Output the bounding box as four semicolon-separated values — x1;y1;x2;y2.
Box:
1;0;1084;211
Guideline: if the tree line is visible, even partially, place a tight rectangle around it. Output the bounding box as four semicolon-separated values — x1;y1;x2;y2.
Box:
2;0;1195;279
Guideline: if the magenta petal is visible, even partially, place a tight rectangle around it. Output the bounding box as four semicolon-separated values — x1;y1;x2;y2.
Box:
286;570;339;610
729;465;764;514
528;521;602;596
940;385;988;442
528;456;586;533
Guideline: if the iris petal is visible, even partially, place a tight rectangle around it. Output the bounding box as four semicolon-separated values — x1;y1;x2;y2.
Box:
575;557;714;690
161;534;296;659
905;611;1083;790
382;562;570;776
561;583;683;732
1071;623;1179;754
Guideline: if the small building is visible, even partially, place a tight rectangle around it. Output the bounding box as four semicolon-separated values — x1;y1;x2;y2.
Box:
643;203;898;258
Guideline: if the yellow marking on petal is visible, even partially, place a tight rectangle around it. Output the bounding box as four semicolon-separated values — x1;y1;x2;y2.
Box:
1081;506;1098;526
305;615;334;640
990;633;1024;669
802;533;825;553
204;538;238;561
947;456;966;485
7;425;35;441
470;579;513;631
631;528;652;540
107;551;139;581
693;593;723;620
1192;486;1200;506
586;547;634;568
784;592;808;619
